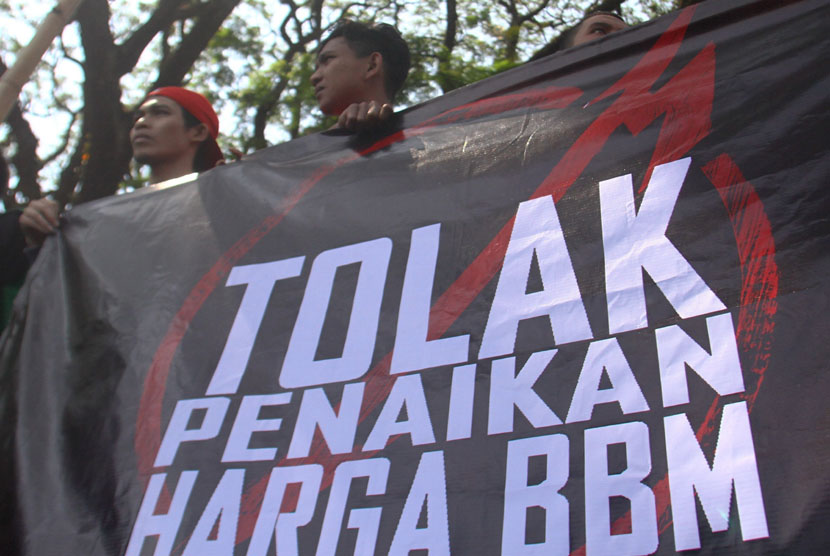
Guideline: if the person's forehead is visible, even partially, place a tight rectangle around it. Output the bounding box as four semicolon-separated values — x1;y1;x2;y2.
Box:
139;95;180;111
580;14;626;30
318;36;355;59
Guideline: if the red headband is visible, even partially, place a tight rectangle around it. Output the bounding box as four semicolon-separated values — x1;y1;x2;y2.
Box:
147;86;224;168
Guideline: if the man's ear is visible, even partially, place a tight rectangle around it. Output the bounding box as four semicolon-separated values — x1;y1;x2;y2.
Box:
365;52;383;79
189;123;210;143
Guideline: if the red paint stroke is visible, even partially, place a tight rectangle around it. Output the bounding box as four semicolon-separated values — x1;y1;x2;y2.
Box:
703;154;778;411
578;154;780;555
418;86;583;128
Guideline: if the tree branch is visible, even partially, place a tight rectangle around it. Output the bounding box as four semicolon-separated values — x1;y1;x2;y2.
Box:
519;0;552;25
42;110;79;165
153;0;243;88
114;0;189;76
444;0;458;52
251;0;324;148
54;140;84;208
589;0;625;15
0;59;42;203
59;35;84;69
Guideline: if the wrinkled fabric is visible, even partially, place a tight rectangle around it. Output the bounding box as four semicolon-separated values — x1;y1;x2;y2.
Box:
1;0;829;554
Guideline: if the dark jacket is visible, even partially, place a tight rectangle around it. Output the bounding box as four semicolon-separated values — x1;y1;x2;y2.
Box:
0;211;29;287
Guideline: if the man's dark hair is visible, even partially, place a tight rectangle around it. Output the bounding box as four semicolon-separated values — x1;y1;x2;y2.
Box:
180;108;212;173
566;11;625;49
321;20;411;100
529;11;626;61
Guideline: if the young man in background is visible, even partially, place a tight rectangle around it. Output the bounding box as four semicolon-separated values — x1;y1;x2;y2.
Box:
311;21;411;132
530;12;628;61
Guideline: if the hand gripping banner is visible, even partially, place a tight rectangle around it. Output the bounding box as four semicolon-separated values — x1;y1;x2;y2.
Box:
1;0;828;554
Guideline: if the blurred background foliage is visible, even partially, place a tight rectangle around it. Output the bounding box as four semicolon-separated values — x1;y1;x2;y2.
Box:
0;0;689;208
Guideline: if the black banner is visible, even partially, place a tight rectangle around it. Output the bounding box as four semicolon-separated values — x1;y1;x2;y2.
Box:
2;0;829;554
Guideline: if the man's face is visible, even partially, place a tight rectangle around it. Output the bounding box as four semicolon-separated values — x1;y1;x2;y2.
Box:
311;37;372;116
571;14;627;47
130;96;200;166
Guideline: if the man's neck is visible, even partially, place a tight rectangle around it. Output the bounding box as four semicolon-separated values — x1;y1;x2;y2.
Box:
365;89;392;107
150;159;196;185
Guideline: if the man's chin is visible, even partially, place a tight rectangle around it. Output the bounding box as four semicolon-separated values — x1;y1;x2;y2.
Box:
318;99;346;117
132;152;155;165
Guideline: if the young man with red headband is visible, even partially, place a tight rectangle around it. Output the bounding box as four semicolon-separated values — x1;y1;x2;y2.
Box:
4;87;224;280
131;86;224;185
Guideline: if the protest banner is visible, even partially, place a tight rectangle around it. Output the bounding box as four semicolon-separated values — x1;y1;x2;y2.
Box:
1;0;828;554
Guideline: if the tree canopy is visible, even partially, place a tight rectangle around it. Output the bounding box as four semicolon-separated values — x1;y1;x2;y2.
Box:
0;0;688;210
